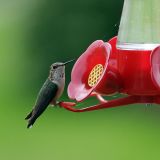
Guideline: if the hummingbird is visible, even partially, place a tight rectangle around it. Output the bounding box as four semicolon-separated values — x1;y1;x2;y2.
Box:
25;59;75;128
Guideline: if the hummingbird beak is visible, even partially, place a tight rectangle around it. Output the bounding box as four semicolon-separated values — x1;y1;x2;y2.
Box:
57;59;75;67
63;59;75;66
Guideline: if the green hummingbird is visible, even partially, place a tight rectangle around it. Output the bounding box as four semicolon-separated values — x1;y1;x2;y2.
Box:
25;59;75;128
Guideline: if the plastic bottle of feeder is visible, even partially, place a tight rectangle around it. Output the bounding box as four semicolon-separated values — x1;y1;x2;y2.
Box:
117;0;160;50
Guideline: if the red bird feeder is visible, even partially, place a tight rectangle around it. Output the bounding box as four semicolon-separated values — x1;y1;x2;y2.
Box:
59;0;160;112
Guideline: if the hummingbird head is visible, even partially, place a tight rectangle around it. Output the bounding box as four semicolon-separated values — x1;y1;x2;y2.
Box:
49;59;75;82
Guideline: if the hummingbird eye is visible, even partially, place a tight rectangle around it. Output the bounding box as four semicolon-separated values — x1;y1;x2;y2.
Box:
52;65;58;69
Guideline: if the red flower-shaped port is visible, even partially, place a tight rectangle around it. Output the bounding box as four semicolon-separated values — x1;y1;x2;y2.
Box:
68;40;111;101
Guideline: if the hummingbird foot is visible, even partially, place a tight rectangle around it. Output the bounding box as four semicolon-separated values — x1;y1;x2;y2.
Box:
55;101;60;106
54;101;62;107
50;100;59;107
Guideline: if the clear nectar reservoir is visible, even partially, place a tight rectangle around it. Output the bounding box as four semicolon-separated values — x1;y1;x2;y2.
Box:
117;0;160;50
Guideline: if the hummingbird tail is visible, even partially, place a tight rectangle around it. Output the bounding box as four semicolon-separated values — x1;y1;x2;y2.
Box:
25;110;36;128
25;110;33;120
27;119;36;129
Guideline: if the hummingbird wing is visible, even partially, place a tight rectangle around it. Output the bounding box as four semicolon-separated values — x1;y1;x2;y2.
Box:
25;78;58;128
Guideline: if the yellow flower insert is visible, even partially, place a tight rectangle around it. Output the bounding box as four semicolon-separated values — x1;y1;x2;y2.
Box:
88;64;104;87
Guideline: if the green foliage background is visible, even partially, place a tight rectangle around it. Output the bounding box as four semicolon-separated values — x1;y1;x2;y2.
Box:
0;0;160;160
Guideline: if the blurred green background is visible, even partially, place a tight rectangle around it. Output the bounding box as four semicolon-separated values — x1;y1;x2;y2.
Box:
1;0;160;159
